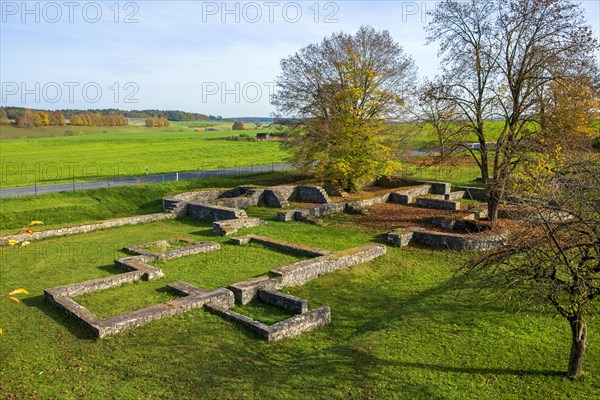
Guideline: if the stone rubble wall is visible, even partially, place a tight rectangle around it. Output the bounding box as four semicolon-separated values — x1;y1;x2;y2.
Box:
322;182;348;198
444;191;466;201
228;275;283;305
415;197;461;211
345;194;391;213
209;197;259;209
206;305;331;342
261;188;291;208
266;307;331;341
96;286;234;338
212;218;266;235
388;228;505;251
458;186;488;201
270;244;386;287
258;289;308;314
291;185;331;204
169;189;226;203
232;234;331;258
0;213;174;246
418;180;451;195
125;240;221;260
187;202;247;221
388;185;432;205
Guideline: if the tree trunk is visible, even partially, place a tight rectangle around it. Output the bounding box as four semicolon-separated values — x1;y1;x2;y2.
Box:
487;191;501;223
567;319;587;377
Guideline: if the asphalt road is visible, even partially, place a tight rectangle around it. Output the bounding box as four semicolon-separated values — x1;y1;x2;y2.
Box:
0;163;293;198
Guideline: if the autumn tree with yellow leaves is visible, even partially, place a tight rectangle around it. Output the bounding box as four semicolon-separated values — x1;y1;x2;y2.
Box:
273;26;416;192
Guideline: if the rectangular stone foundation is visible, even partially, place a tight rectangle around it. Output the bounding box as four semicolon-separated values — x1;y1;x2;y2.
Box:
206;305;331;341
271;244;387;286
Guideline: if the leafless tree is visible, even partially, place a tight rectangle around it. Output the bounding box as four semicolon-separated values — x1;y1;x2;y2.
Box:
462;154;600;377
426;0;598;222
416;80;469;161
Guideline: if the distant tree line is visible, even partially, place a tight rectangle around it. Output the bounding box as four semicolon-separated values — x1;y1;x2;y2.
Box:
15;109;66;128
0;107;221;121
70;112;128;127
145;116;170;127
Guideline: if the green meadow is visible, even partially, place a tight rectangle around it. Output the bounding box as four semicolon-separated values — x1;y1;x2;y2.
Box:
0;122;286;188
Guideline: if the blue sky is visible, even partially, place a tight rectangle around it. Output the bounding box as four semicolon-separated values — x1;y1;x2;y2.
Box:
1;0;599;117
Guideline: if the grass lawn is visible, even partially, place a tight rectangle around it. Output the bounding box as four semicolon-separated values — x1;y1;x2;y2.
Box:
1;208;598;399
0;124;286;188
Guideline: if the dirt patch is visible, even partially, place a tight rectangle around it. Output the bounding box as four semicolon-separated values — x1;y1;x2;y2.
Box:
341;203;517;235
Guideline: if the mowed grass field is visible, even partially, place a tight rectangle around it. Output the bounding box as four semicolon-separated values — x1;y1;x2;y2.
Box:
0;122;286;188
1;207;598;399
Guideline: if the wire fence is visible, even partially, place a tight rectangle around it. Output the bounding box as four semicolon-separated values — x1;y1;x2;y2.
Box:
0;163;291;198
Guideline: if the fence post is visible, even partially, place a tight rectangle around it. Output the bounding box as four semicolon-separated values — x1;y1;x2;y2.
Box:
176;172;179;182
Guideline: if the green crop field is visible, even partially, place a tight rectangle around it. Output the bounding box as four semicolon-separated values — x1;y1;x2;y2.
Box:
1;204;598;399
0;123;286;188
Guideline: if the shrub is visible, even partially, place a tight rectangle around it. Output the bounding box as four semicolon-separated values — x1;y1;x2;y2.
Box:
232;121;245;130
592;135;600;152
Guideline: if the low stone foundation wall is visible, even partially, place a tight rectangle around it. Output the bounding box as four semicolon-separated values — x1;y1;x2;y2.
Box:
345;194;390;213
228;275;282;305
212;218;266;235
210;197;258;209
276;202;346;222
292;185;331;204
261;188;291;208
258;289;308;313
187;202;247;221
458;186;488;201
125;239;221;260
0;213;174;246
388;228;505;251
96;286;233;338
46;232;385;341
415;197;460;210
206;305;331;342
230;234;331;257
418;180;451;195
271;244;386;286
388;185;432;205
444;191;466;201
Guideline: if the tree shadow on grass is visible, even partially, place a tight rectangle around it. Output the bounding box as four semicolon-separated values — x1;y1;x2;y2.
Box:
22;294;96;340
385;360;565;378
96;263;121;274
189;228;219;238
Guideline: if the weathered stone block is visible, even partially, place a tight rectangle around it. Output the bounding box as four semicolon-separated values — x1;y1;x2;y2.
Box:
292;185;331;204
258;289;308;314
458;186;488;201
387;229;416;247
267;307;331;341
228;276;282;305
276;210;298;222
415;197;460;210
444;191;466;201
212;218;266;235
187;202;247;221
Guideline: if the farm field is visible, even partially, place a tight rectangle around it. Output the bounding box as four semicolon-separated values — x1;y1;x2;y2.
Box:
0;120;497;189
1;206;598;399
0;122;285;188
